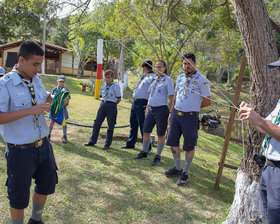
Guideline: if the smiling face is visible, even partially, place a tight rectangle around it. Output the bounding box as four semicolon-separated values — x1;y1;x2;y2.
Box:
17;55;43;80
155;61;166;77
104;74;114;84
183;58;196;75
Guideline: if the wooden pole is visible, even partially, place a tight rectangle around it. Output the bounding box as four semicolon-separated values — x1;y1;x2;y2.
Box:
214;52;247;190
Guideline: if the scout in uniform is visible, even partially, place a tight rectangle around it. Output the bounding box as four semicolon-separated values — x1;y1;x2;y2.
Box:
84;70;121;149
134;60;175;166
122;60;155;154
0;40;57;224
239;59;280;224
165;53;211;185
48;75;70;143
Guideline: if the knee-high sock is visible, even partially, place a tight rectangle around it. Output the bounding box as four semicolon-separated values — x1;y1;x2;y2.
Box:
183;156;193;174
172;151;181;170
11;217;24;224
63;126;67;138
31;201;45;221
156;143;165;156
142;140;150;153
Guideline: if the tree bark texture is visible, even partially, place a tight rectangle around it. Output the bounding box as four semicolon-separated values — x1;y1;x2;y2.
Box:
224;1;280;223
231;0;280;180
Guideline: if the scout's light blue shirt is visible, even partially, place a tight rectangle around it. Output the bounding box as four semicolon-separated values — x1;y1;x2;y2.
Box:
262;99;280;161
174;71;211;112
133;72;156;100
0;71;50;144
100;82;121;103
148;75;174;107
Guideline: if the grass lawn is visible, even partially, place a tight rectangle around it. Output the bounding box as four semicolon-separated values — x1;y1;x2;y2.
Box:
0;74;246;223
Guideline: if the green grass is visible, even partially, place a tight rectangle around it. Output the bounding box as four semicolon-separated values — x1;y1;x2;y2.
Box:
0;74;246;223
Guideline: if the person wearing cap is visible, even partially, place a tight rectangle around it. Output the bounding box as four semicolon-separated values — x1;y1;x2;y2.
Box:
0;66;6;77
165;53;211;185
84;70;121;149
134;60;175;166
122;61;156;153
239;59;280;224
0;40;57;224
48;75;70;143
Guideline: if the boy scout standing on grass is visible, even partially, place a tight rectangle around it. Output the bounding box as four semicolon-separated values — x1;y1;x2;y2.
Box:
0;40;58;224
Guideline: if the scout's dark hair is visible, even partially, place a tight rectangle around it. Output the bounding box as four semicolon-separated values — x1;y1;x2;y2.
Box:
183;53;196;63
17;40;44;60
142;60;153;71
104;69;115;78
157;60;168;75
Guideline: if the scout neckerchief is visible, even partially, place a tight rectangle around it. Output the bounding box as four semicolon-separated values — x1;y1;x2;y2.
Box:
14;67;39;128
150;75;164;96
105;81;114;98
261;109;280;155
184;71;196;98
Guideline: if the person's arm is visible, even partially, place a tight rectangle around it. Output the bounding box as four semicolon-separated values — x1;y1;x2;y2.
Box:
46;94;53;104
169;93;176;112
238;101;279;138
116;98;121;104
0;103;51;124
201;96;211;108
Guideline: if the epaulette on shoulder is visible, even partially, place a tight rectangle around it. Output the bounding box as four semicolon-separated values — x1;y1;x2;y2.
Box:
0;74;12;86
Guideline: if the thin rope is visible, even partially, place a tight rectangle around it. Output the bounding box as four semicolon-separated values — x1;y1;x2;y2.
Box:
198;134;242;160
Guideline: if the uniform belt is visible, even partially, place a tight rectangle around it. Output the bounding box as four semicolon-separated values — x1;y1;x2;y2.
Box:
174;109;199;116
267;159;280;168
7;137;47;149
133;98;148;102
102;100;116;104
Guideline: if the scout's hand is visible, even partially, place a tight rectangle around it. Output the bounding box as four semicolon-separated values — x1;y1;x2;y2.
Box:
238;101;261;126
168;113;171;122
64;96;70;106
29;103;51;115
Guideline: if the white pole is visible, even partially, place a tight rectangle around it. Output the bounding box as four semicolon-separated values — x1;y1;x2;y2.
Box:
42;9;47;75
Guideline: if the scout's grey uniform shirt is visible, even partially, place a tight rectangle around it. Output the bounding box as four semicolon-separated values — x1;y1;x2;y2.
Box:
133;72;156;100
262;99;280;161
174;71;211;112
148;75;174;107
0;71;50;144
100;82;121;103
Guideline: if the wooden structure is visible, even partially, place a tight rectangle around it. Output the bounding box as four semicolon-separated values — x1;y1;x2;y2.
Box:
0;40;97;77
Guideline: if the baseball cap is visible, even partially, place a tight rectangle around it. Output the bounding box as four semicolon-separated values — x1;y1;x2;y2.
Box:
268;59;280;68
58;75;66;81
141;61;153;69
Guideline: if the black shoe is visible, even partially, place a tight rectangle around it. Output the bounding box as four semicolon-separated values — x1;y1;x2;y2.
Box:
28;218;44;224
103;145;110;149
121;145;135;149
165;167;183;177
134;151;148;159
62;136;67;144
84;141;95;147
151;155;161;166
176;172;189;185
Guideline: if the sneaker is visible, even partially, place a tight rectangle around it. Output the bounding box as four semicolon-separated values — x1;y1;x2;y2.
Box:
165;167;183;177
62;136;67;144
28;218;44;224
121;145;135;149
134;151;148;159
151;155;161;166
176;172;189;186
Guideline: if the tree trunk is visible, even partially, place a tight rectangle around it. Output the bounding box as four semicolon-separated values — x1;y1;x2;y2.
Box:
224;0;280;223
216;65;224;82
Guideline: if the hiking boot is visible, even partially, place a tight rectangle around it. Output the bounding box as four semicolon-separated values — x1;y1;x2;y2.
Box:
134;151;148;159
28;218;44;224
151;155;161;166
176;172;189;186
62;136;67;144
165;167;183;177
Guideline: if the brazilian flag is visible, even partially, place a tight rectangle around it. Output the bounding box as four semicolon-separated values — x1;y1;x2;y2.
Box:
49;88;70;127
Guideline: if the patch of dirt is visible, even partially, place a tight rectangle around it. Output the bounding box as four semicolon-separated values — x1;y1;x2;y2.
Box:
49;124;79;143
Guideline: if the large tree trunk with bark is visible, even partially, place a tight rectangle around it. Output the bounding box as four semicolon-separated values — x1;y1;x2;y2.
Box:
224;1;280;223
